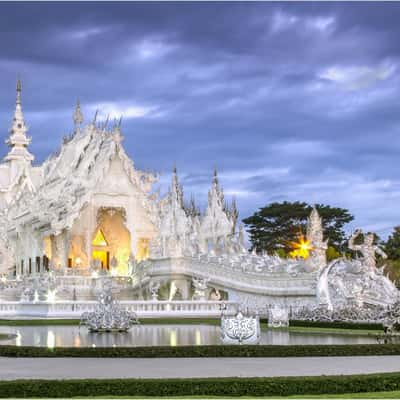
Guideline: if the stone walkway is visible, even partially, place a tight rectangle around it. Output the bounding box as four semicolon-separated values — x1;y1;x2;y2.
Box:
0;356;400;380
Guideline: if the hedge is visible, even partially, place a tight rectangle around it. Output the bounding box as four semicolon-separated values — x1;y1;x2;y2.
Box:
1;373;400;398
1;343;400;358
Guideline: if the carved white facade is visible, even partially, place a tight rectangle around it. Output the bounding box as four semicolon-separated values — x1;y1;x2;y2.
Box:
0;82;241;279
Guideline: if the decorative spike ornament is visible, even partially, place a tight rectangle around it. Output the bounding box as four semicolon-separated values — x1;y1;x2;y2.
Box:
230;197;238;231
73;99;83;129
92;110;98;125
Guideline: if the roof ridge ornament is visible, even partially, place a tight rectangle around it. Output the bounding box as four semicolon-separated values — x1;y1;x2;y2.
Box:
73;98;83;130
112;115;124;143
92;109;98;126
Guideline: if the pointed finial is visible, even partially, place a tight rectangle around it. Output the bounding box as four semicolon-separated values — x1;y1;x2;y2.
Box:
104;114;110;130
213;168;219;185
73;98;83;128
173;162;177;174
16;78;22;105
92;109;98;125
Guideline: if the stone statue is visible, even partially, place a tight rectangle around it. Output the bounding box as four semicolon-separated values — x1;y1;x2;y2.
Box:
127;254;137;275
110;256;118;275
306;207;328;269
348;229;387;270
149;281;160;301
192;276;209;301
268;304;289;328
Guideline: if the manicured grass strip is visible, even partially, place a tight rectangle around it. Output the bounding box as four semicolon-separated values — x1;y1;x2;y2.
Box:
289;320;384;331
1;373;400;398
1;343;399;358
0;333;14;341
288;326;382;335
287;391;400;398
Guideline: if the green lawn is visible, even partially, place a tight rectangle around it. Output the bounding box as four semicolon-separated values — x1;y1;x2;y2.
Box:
72;393;400;399
288;326;382;336
0;318;382;336
0;333;13;340
290;391;400;398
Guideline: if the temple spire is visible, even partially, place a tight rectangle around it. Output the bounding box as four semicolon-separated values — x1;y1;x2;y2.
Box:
4;79;34;164
170;165;184;208
73;98;83;130
208;168;224;209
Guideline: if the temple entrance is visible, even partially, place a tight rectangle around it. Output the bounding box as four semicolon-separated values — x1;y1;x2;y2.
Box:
92;250;110;269
92;229;110;269
92;208;131;274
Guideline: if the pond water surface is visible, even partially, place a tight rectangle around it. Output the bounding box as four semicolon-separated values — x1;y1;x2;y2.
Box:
0;324;378;347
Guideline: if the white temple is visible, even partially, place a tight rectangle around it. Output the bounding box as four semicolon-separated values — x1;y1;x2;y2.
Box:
0;81;397;318
0;82;240;279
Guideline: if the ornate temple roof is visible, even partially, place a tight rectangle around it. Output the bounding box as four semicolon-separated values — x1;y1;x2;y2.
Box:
6;118;157;235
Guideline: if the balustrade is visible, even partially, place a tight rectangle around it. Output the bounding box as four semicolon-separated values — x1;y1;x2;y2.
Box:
0;300;237;318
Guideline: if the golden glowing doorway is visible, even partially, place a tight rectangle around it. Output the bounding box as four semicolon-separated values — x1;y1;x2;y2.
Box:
92;208;131;275
92;229;110;269
92;250;110;269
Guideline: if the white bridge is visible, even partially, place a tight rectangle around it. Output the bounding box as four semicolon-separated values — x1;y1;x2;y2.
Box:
133;256;318;301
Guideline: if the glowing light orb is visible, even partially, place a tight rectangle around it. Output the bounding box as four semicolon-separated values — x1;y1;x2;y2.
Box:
289;236;313;259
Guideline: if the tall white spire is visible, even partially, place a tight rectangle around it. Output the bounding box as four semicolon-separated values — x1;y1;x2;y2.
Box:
208;168;225;210
4;79;34;163
170;165;184;209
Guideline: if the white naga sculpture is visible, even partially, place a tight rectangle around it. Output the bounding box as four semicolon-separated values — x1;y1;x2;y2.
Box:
348;229;387;270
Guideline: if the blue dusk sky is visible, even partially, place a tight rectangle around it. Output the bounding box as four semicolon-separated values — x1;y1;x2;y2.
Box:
0;2;399;237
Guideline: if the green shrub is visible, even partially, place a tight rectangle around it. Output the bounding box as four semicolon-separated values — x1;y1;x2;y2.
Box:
1;373;400;397
1;343;400;358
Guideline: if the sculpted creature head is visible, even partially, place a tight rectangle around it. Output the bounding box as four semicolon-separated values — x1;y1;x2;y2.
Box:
365;233;374;246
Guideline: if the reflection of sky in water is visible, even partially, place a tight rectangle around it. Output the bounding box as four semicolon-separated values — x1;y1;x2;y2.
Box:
1;325;377;348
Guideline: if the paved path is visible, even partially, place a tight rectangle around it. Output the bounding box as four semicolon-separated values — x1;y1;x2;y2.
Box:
0;356;400;380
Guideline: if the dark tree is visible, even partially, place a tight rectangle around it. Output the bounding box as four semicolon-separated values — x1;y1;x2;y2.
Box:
242;201;354;254
385;226;400;261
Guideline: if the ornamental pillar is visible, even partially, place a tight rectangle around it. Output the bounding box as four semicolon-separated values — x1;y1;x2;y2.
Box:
61;229;71;269
85;229;92;269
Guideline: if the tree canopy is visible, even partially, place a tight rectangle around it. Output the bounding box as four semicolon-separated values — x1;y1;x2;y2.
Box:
242;201;354;255
385;226;400;261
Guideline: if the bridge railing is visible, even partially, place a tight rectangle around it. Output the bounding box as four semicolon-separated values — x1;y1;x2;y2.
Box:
0;300;239;319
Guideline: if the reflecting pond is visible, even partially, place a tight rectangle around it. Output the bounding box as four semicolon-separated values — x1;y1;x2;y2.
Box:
0;324;378;347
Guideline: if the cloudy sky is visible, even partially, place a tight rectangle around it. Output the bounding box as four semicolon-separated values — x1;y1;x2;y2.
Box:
0;2;399;237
